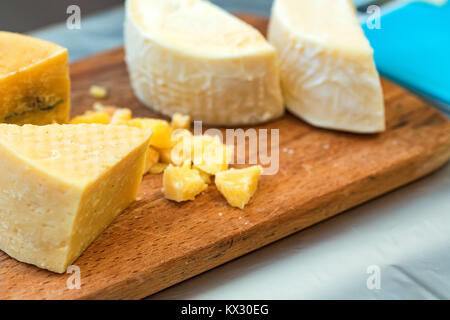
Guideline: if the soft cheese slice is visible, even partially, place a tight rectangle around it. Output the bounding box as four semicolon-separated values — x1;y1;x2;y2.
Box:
0;124;151;273
0;32;70;125
125;0;284;126
268;0;385;133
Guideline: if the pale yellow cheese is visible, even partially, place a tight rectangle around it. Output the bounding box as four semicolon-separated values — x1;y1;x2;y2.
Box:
162;163;208;202
194;168;212;184
70;111;111;124
268;0;385;133
0;124;151;273
143;146;160;174
215;166;263;209
110;108;133;125
0;32;71;125
89;85;108;99
125;0;284;126
128;118;173;149
192;135;233;175
171;113;191;130
149;162;168;174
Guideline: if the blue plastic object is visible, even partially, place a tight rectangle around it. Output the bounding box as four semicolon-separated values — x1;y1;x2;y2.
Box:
362;1;450;107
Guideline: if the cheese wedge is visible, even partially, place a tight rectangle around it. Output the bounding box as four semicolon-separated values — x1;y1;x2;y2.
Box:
0;124;151;273
0;32;70;125
268;0;385;133
125;0;284;126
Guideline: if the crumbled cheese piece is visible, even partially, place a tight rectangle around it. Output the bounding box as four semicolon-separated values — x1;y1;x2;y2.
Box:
110;108;133;125
70;111;110;124
149;162;168;174
162;163;208;202
128;118;173;149
171;113;191;130
93;103;119;117
143;147;160;174
215;165;263;209
192;135;233;175
89;85;108;99
194;168;212;184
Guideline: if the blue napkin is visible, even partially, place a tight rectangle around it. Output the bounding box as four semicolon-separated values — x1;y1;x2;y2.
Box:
362;1;450;107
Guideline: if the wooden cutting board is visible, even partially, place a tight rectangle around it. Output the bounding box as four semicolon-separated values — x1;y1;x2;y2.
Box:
0;15;449;300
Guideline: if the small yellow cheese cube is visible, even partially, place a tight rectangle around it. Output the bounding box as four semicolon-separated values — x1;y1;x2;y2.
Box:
143;147;160;174
192;135;233;175
163;163;208;202
159;129;194;165
215;165;263;209
93;102;118;117
195;168;212;184
70;111;110;124
128;118;173;149
171;113;191;130
158;147;174;164
110;108;132;125
149;162;168;174
89;85;108;99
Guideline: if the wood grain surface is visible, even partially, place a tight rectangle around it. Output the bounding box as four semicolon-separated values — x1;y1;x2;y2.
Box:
0;15;449;300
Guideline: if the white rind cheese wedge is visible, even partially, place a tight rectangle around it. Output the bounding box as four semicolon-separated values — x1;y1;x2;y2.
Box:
0;124;151;273
268;0;385;133
125;0;284;126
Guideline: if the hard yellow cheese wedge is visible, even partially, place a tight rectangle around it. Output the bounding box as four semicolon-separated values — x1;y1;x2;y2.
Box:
215;166;263;209
125;0;284;125
268;0;385;133
0;124;151;273
0;32;70;125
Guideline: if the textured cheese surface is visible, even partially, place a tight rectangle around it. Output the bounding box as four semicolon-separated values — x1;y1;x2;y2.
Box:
0;124;151;273
215;166;263;209
125;0;284;126
268;0;385;133
0;32;70;125
0;124;150;186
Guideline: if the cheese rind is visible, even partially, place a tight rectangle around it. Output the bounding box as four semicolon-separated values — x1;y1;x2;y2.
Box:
0;124;151;273
0;32;70;125
268;0;385;133
124;0;284;126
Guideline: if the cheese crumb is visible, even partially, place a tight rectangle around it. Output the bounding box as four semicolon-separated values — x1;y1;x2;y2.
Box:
215;165;263;209
89;85;108;99
163;163;208;202
171;113;191;130
149;162;168;174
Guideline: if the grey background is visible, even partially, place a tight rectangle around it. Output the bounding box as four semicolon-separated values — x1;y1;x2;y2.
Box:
0;0;276;33
0;0;124;32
